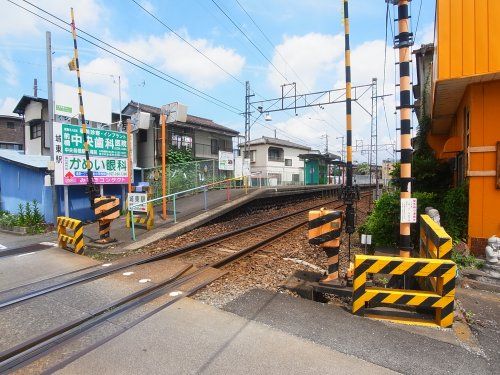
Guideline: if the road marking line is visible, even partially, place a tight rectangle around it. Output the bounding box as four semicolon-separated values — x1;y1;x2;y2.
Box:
122;271;134;276
138;278;151;283
0;244;6;250
17;252;36;257
39;242;58;247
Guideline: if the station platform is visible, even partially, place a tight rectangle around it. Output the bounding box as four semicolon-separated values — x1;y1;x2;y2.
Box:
82;184;342;253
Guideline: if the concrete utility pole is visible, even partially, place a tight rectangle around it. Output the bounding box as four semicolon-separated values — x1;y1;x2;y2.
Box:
392;0;414;258
46;31;58;223
369;78;377;189
244;81;252;159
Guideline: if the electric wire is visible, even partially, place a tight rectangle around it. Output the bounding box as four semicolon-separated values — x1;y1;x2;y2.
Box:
13;0;242;114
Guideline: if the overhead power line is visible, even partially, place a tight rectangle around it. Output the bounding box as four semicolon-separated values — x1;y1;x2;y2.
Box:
210;0;288;83
130;0;246;88
11;0;242;114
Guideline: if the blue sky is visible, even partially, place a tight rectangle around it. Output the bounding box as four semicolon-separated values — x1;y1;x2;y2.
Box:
0;0;435;160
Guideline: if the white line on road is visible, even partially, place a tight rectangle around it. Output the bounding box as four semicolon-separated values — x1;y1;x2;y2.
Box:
17;252;36;257
0;244;6;250
39;242;58;247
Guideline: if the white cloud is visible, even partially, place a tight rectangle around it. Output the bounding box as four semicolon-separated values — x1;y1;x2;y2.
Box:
268;33;344;92
259;36;398;162
0;97;18;115
53;55;129;112
139;0;155;13
1;0;106;38
0;54;18;86
416;23;435;46
116;32;245;89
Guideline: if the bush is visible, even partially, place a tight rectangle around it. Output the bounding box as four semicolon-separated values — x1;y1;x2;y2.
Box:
442;184;468;241
360;190;440;248
451;249;483;270
0;201;45;234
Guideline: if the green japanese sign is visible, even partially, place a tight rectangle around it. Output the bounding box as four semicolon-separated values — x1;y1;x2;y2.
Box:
61;123;127;158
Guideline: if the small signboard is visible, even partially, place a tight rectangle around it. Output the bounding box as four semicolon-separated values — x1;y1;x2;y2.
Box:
53;122;129;185
243;158;251;177
234;156;243;178
218;151;234;171
127;192;148;212
401;198;418;223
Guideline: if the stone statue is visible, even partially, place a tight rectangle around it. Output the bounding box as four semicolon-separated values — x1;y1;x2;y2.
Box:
425;207;441;225
485;235;499;264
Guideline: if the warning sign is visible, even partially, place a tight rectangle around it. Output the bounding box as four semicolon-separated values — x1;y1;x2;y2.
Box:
401;198;417;223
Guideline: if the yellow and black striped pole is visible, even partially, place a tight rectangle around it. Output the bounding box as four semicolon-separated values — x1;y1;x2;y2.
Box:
394;0;413;257
342;0;357;247
70;8;98;206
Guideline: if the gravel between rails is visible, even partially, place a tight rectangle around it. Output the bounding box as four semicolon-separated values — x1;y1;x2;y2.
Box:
192;195;372;308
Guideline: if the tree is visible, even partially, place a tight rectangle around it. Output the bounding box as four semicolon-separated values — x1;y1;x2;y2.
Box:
356;162;370;175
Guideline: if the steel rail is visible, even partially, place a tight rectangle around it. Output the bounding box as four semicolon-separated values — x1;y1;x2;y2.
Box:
0;194;370;372
0;196;343;308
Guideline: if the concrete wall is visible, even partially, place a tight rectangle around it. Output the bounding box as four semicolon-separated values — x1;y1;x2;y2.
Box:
194;130;232;160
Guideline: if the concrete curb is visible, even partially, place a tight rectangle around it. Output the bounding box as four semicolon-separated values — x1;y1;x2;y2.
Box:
123;189;266;252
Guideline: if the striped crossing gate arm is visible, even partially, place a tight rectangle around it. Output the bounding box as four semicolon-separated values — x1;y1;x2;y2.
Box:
351;255;456;328
56;216;84;254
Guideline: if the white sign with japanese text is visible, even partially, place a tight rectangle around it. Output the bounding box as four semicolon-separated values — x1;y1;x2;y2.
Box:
218;151;234;171
53;122;129;185
127;193;148;212
401;198;418;223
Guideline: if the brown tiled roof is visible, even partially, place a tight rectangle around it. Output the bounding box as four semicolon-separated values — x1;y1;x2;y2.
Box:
123;101;239;135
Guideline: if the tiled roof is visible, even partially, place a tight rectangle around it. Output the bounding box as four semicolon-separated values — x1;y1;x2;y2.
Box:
123;101;239;135
0;150;50;169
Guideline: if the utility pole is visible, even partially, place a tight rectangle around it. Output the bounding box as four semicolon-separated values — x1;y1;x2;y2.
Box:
369;78;377;189
342;0;357;243
46;31;58;223
244;81;252;159
33;78;38;97
321;133;329;154
392;0;414;258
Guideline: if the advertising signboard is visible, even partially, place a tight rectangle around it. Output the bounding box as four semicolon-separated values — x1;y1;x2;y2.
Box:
54;82;112;124
53;122;129;185
218;151;234;171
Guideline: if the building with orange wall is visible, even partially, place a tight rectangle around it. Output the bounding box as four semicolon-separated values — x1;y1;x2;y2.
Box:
415;0;500;254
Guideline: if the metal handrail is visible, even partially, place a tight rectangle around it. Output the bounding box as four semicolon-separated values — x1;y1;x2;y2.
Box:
128;176;247;240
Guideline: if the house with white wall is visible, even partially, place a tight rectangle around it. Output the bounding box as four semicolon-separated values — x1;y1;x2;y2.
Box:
239;137;311;186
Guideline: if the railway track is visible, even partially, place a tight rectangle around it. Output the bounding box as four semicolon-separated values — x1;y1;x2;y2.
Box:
0;194;369;373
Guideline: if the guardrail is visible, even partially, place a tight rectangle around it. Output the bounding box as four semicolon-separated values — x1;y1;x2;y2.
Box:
352;254;457;328
128;176;249;240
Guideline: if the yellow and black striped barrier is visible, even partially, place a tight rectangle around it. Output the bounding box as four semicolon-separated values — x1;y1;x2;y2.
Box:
126;201;154;230
419;214;452;259
352;254;456;328
418;214;453;292
94;196;120;243
57;216;84;254
309;209;343;283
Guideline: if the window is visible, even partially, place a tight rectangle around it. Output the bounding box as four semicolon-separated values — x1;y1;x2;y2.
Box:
285;158;292;166
292;174;300;183
138;129;147;142
0;143;22;150
244;150;256;162
211;139;219;154
171;134;193;150
30;123;42;139
268;147;284;162
7;121;15;129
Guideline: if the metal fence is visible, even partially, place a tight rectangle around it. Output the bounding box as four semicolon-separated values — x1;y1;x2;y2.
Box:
142;159;233;202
